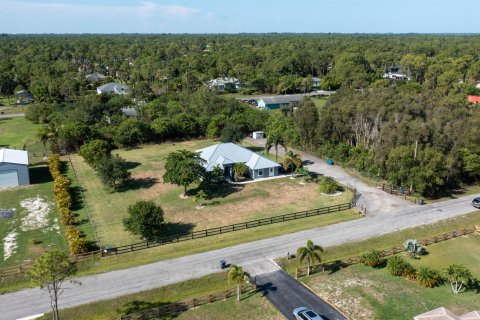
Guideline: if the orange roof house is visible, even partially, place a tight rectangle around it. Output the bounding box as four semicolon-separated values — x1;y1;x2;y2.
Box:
468;95;480;104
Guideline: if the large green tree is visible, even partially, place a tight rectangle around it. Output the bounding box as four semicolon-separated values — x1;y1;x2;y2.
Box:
79;139;111;169
96;155;131;190
123;200;165;239
163;150;206;196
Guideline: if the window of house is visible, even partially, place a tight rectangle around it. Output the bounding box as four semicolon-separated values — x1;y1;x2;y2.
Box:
270;168;273;173
258;169;263;176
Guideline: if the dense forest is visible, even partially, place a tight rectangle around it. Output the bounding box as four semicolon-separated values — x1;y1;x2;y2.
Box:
2;34;480;197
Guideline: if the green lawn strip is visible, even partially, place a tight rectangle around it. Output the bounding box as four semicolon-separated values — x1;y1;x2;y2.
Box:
278;211;480;275
303;235;480;319
40;272;282;320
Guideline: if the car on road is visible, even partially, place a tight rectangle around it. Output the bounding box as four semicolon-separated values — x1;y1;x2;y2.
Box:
472;197;480;209
293;307;326;320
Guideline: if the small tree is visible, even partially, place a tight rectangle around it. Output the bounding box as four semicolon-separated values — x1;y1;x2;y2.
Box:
297;240;324;276
123;200;164;240
233;163;250;181
403;239;426;259
26;251;79;320
283;151;302;177
79;139;111;169
318;176;338;194
192;190;207;208
163;150;206;196
443;265;473;294
96;155;131;190
295;167;311;183
228;264;251;302
361;250;384;268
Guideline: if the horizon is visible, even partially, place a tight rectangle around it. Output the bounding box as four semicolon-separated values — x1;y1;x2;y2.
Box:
1;0;479;34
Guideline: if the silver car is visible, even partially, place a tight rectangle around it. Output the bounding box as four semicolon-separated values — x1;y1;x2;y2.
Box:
293;307;326;320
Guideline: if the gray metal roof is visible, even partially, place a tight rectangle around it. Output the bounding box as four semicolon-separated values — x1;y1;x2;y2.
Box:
0;149;28;165
197;143;281;171
97;82;129;94
258;94;306;105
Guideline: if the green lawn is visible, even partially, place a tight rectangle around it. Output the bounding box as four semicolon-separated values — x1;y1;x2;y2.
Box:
0;106;25;115
303;235;480;319
70;139;353;247
41;272;283;320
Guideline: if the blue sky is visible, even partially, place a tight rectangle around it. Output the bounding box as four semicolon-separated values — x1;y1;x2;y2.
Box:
0;0;478;34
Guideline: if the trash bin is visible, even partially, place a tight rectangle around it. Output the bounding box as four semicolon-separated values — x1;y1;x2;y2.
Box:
418;199;424;205
327;159;334;165
219;260;227;269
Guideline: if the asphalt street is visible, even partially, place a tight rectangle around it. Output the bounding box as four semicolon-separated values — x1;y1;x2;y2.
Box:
257;270;347;320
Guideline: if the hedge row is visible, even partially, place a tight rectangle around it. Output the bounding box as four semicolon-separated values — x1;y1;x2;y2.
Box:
48;155;87;255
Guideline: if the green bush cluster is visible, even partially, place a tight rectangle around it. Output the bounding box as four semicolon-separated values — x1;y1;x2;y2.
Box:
48;154;87;255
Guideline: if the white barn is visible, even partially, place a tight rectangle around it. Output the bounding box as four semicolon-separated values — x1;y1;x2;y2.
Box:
0;149;30;188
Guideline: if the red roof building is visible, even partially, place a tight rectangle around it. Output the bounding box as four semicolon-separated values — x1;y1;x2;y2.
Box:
468;95;480;104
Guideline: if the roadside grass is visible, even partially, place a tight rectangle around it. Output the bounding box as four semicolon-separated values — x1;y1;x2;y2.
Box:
0;105;25;114
69;139;352;247
312;97;328;112
303;235;480;319
278;211;480;275
41;272;283;320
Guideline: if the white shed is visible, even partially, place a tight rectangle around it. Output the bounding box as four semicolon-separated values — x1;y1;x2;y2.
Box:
0;149;30;188
252;131;264;139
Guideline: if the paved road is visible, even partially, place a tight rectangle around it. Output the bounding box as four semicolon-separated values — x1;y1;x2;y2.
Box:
257;270;347;320
0;113;25;118
2;193;478;320
245;137;414;217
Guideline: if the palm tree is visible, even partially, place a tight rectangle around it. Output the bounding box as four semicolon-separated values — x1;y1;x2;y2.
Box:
228;264;251;302
386;256;407;276
283;151;302;177
192;190;207;208
35;125;51;155
443;264;473;294
296;240;324;276
416;266;442;288
265;135;287;162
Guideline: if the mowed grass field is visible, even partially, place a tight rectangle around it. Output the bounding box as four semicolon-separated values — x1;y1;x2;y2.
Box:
304;235;480;320
42;272;283;320
0;117;68;267
69;139;354;247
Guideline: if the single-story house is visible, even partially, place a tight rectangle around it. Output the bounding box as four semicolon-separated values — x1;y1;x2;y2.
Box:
15;90;34;104
257;94;306;110
97;82;129;95
0;149;30;188
197;143;281;180
383;66;410;80
207;77;240;92
121;107;139;117
414;307;480;320
86;73;106;84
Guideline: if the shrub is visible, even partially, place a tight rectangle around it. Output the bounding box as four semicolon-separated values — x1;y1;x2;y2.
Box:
318;176;338;194
55;190;72;210
65;226;87;255
233;163;250;181
404;239;426;258
59;207;75;225
361;250;384;268
387;256;408;276
48;154;61;179
123;200;165;240
53;175;70;195
416;267;443;288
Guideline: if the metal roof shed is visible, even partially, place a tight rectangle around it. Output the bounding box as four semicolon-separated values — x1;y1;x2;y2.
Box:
0;149;30;188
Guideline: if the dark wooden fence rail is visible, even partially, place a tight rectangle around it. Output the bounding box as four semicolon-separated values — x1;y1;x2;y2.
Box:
120;283;256;320
296;226;476;278
110;203;352;256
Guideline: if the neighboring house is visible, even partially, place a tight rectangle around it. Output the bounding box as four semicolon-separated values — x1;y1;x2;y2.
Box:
85;73;106;84
312;77;321;87
414;307;480;320
257;94;306;110
121;107;139;117
468;95;480;104
197;143;281;180
96;82;129;95
0;149;30;188
207;77;240;92
15;90;34;104
383;66;410;80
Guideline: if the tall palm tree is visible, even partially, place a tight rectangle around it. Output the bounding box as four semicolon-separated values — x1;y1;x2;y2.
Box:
283;151;302;177
228;264;251;302
297;240;324;276
265;135;287;162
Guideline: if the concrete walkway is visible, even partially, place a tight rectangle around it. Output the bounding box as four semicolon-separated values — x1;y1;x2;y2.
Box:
1;193;478;320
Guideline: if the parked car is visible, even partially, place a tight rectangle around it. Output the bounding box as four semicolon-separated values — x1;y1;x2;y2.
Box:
293;307;326;320
472;197;480;209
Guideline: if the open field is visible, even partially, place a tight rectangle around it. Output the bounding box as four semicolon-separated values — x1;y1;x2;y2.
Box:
40;272;283;320
304;235;480;319
70;139;353;246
